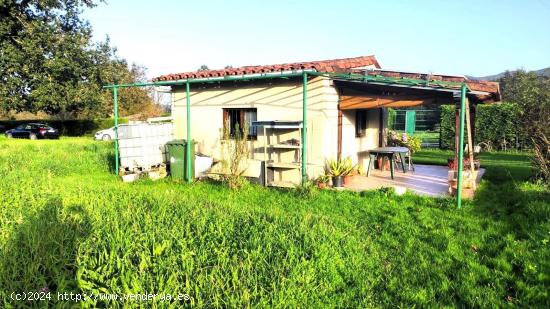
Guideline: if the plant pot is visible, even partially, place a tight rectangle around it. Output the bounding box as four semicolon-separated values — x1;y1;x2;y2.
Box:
450;186;476;199
448;158;481;170
317;182;327;189
376;158;390;171
343;175;353;186
448;178;457;194
461;188;475;199
332;176;343;187
448;170;457;181
449;171;477;188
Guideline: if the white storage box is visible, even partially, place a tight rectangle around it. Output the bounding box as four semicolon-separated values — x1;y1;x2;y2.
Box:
118;123;174;171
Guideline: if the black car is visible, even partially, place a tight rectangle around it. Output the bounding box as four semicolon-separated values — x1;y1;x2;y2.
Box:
5;123;60;139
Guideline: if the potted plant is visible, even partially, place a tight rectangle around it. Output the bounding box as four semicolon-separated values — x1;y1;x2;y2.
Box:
387;130;421;153
451;181;475;199
356;164;366;176
461;181;475;199
343;166;359;186
326;157;353;188
316;174;330;189
447;157;481;170
450;168;477;198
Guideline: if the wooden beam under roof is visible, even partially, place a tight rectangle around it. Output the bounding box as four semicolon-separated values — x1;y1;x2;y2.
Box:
339;93;453;109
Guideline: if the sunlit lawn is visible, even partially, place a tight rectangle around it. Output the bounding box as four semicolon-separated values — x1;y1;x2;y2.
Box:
0;137;548;307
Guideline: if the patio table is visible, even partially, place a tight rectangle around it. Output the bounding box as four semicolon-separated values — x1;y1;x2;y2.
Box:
366;146;410;179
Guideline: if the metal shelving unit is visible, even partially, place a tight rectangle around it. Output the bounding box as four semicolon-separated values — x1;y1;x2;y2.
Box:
252;121;303;187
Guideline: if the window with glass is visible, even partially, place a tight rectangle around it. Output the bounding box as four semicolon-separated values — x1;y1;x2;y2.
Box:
223;108;257;139
355;109;368;137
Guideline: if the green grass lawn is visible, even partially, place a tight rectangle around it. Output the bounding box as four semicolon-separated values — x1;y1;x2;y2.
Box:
415;149;534;183
411;130;439;140
0;137;548;307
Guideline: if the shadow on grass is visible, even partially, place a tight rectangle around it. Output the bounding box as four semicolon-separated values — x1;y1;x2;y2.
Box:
481;165;533;184
104;152;116;174
468;181;550;304
473;181;550;240
477;152;533;183
0;198;91;305
470;150;546;238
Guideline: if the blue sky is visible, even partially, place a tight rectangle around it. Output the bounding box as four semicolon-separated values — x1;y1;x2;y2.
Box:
83;0;550;79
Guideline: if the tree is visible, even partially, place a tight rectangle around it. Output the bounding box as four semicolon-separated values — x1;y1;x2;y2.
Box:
0;0;154;119
198;65;209;71
1;0;96;115
99;63;161;119
500;70;550;181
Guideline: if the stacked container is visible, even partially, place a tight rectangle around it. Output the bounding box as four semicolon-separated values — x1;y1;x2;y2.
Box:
118;122;173;171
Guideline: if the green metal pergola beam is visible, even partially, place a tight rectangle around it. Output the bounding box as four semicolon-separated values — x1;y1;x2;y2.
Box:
102;71;313;89
306;71;469;90
103;70;470;92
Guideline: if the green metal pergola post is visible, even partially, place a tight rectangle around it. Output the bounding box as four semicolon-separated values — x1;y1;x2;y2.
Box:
301;72;307;184
456;84;467;208
113;86;119;175
186;81;192;183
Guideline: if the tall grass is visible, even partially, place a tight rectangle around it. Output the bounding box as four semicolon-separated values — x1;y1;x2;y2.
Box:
0;137;548;307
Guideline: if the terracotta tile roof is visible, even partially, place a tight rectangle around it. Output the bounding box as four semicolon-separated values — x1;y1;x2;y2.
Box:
364;69;501;102
153;55;381;81
153;56;499;102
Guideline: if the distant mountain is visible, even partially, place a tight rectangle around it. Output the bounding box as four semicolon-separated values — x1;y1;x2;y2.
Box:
467;67;550;81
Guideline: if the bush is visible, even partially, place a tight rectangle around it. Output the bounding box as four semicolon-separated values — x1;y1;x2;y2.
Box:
500;70;550;181
221;120;250;190
475;103;526;151
0;118;128;136
439;105;455;150
294;179;319;198
439;103;525;151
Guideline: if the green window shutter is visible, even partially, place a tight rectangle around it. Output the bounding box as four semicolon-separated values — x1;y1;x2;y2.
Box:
405;110;416;135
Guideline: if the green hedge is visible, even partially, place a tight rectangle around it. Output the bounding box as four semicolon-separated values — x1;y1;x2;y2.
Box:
439;103;526;151
475;103;527;150
440;105;456;150
0;118;128;136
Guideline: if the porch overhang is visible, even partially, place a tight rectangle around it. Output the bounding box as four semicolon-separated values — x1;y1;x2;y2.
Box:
334;79;492;110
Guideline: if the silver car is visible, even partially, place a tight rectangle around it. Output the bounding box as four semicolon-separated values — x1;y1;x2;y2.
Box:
94;127;116;141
